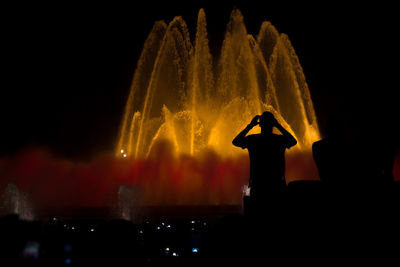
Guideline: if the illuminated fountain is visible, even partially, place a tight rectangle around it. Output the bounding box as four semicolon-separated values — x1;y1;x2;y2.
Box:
4;7;400;217
117;8;319;159
0;9;320;216
113;8;320;208
1;183;34;220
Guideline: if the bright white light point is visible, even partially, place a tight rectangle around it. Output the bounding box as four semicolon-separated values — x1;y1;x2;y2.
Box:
191;220;195;224
165;247;170;251
172;252;178;257
90;228;94;232
167;225;171;228
242;185;251;196
123;153;127;158
120;149;124;153
192;248;198;253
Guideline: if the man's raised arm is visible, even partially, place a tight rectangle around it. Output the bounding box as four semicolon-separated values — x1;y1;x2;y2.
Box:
273;119;297;148
232;115;260;148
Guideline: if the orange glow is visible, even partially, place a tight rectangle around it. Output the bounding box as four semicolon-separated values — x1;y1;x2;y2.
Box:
112;8;321;207
117;9;319;161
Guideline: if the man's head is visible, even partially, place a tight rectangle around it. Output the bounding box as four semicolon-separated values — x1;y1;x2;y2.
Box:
259;111;275;133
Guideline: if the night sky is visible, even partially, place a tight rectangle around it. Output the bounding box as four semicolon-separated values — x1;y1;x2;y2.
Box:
2;1;398;160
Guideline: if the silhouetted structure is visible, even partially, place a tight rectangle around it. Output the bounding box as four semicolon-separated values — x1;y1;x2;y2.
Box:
233;112;297;213
313;114;396;190
312;116;355;186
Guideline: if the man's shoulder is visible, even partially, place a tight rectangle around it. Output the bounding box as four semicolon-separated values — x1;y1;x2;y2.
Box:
245;134;261;144
272;134;288;141
247;134;285;143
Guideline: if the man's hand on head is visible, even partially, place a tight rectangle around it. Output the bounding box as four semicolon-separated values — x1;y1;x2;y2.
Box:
249;115;260;128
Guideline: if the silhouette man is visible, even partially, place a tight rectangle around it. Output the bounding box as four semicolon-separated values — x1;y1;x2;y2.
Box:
232;112;297;203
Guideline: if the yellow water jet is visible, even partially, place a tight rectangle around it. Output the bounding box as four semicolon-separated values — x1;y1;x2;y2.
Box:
117;8;320;164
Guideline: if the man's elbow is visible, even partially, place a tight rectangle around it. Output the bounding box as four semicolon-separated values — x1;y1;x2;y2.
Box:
232;138;244;148
232;139;240;147
288;138;297;148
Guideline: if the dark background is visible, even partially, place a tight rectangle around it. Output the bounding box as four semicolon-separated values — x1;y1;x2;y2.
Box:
1;1;398;160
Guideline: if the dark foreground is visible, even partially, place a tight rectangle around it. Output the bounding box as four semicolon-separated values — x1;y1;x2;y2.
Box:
2;181;400;266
